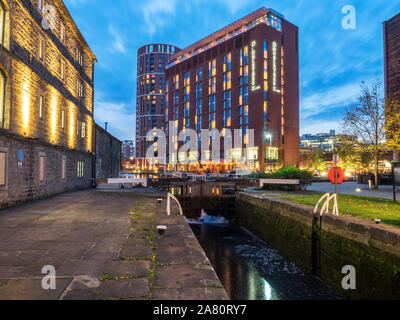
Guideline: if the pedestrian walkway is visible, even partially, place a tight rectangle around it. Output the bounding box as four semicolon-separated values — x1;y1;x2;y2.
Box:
0;190;227;300
308;181;399;201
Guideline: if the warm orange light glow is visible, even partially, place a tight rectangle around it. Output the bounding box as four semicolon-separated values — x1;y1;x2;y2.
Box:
21;76;31;136
86;115;93;152
48;86;59;144
68;102;76;149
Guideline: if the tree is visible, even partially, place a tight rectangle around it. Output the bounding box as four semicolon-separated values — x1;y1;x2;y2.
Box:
301;149;326;172
342;79;386;190
385;98;400;155
335;135;373;172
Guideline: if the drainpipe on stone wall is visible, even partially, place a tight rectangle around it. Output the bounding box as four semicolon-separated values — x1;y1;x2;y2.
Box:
92;124;96;188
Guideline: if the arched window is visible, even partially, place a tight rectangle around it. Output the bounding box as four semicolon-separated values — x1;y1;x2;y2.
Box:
0;1;4;45
0;70;5;128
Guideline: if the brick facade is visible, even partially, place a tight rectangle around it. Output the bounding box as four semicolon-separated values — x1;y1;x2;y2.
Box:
135;44;180;171
164;8;299;172
0;0;97;208
384;13;400;102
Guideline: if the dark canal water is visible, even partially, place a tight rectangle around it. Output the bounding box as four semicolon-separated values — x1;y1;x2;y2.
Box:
189;217;341;300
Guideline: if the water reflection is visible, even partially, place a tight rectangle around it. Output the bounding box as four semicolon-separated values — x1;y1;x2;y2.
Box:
190;222;341;300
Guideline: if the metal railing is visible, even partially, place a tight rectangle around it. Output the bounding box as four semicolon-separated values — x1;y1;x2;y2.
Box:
166;192;183;216
314;193;339;216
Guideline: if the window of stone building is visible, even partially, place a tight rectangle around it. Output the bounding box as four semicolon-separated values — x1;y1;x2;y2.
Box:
39;37;45;61
39;94;44;119
77;161;84;178
60;59;65;80
0;1;5;45
0;151;6;187
39;153;45;182
77;79;83;98
76;48;83;66
60;22;65;44
0;70;5;128
76;120;81;137
61;156;66;180
81;122;86;138
61;108;65;129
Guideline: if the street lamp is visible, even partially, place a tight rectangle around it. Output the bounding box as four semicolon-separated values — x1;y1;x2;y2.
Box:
265;133;272;148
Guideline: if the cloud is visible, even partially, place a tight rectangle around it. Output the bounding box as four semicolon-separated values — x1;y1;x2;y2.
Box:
141;0;179;36
94;101;135;140
300;82;361;119
108;25;126;53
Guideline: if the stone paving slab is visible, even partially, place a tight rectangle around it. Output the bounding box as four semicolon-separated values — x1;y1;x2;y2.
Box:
100;260;150;279
156;246;209;265
120;246;153;259
0;190;228;300
0;278;73;300
155;264;222;289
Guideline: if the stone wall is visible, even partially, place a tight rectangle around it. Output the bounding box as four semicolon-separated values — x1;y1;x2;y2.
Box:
95;124;121;180
0;130;92;209
235;192;400;299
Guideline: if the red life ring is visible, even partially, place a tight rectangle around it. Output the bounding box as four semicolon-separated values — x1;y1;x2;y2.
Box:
329;167;345;184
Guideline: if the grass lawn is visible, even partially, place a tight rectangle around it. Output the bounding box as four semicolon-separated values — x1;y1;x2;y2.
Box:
281;193;400;228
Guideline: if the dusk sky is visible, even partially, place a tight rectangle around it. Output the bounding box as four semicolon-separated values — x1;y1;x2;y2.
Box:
64;0;400;142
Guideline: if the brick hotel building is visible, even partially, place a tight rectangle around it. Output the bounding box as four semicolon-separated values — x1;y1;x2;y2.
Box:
384;13;400;161
135;43;180;171
384;13;400;102
164;8;299;172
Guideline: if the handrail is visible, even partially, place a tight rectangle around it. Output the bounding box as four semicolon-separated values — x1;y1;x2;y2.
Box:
314;193;339;216
166;193;183;216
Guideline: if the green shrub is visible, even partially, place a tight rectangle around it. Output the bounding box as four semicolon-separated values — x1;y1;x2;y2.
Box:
249;167;312;180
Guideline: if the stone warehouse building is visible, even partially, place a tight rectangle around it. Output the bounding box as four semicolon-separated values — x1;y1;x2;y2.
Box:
0;0;97;208
95;123;121;180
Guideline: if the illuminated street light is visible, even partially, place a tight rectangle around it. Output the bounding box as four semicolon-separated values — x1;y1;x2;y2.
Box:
265;133;272;148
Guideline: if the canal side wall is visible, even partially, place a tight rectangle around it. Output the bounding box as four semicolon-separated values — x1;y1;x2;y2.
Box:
235;192;400;300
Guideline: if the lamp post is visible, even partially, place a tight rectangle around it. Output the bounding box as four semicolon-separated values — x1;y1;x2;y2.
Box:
265;133;272;172
265;133;272;148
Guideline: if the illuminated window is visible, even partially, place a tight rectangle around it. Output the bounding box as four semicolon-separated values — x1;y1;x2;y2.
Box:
0;1;5;45
39;37;44;60
81;122;86;138
0;70;5;128
60;22;65;43
76;48;83;66
60;59;65;80
264;40;268;59
77;79;84;98
265;147;279;160
61;108;65;129
77;161;84;178
264;102;268;122
0;150;5;186
39;95;44;119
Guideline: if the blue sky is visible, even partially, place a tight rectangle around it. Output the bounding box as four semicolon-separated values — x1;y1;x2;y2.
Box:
64;0;400;141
